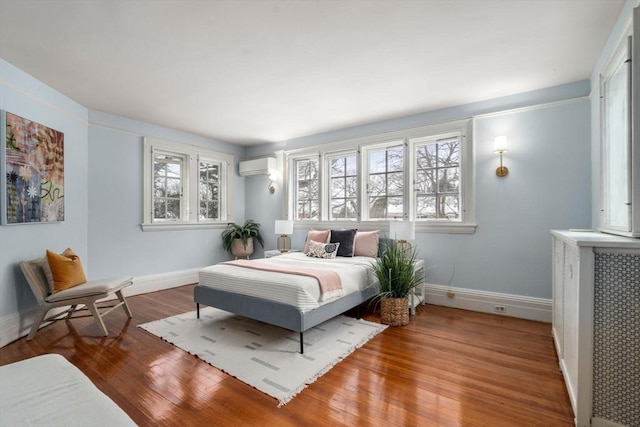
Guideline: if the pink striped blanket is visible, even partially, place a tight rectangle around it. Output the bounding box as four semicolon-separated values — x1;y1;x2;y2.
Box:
222;259;343;301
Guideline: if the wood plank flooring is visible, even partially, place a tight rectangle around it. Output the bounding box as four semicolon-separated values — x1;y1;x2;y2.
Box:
0;285;574;426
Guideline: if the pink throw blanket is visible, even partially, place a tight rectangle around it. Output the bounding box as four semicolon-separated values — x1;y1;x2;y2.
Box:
222;259;343;301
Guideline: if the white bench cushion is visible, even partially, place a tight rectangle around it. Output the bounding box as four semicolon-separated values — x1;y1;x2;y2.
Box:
46;277;132;303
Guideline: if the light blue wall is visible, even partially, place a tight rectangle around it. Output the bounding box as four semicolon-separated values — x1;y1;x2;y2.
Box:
0;59;247;322
245;86;592;299
2;0;633;322
87;111;246;280
0;59;89;318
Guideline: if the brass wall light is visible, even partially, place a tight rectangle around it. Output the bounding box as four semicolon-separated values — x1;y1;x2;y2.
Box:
494;136;509;177
268;171;277;194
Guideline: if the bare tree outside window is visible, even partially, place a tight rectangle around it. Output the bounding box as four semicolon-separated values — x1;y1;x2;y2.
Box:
199;161;220;220
153;153;182;220
296;158;319;219
330;154;358;219
415;137;460;220
367;146;404;219
144;137;232;229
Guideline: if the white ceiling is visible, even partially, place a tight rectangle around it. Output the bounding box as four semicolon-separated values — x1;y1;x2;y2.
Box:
0;0;625;146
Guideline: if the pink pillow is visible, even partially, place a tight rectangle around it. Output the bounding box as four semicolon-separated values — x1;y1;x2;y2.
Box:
354;230;380;257
303;229;331;254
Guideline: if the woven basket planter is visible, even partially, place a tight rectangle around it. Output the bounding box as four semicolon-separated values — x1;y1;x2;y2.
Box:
380;297;410;326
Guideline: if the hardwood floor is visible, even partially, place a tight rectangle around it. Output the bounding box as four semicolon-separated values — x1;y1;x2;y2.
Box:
0;285;574;426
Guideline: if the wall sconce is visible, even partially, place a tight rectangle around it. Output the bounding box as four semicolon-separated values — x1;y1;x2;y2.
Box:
389;221;415;252
275;220;293;252
268;171;277;194
494;136;509;177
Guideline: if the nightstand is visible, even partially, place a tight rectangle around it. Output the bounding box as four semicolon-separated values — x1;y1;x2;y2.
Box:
264;249;299;258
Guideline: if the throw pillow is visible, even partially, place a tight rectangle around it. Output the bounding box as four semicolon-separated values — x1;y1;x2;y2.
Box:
306;240;340;259
46;248;88;293
303;229;331;254
330;229;357;257
354;230;380;257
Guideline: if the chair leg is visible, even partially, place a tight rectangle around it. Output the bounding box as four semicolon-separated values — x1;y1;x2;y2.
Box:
27;308;48;340
116;290;132;318
66;305;78;319
87;302;109;336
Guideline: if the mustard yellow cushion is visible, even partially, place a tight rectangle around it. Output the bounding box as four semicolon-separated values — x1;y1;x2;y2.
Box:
46;248;87;293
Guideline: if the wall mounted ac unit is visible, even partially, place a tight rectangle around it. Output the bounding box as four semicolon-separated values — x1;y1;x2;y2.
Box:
239;157;276;177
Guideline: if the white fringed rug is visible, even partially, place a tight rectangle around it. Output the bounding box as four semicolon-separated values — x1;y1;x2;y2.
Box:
138;307;386;406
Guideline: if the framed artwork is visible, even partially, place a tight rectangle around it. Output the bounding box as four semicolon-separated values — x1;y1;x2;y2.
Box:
1;111;64;224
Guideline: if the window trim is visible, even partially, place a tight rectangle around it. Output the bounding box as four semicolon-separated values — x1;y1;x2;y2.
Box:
361;139;407;221
290;152;321;221
283;119;476;234
142;137;233;231
324;149;359;221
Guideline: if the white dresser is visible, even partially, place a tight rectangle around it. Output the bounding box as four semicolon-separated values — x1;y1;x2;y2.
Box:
551;230;640;427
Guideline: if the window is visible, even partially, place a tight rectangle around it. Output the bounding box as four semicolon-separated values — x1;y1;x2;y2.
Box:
413;135;461;220
327;152;358;220
153;152;185;220
294;156;319;220
198;158;221;220
363;142;405;220
284;119;475;233
600;33;633;235
143;138;233;230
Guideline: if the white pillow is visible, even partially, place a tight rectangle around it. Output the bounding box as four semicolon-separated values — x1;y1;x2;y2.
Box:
306;240;340;259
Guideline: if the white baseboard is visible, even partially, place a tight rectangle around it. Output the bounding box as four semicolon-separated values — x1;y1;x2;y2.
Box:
421;283;552;323
2;274;551;348
0;268;200;348
125;267;200;297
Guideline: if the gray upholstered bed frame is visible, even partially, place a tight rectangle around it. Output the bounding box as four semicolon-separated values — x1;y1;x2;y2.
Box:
194;284;378;354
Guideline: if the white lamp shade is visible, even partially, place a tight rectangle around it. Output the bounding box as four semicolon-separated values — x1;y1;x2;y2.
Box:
274;220;293;235
494;136;509;152
389;221;415;241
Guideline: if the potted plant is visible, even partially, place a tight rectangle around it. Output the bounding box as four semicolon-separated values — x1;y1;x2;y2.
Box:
221;219;265;259
373;240;419;326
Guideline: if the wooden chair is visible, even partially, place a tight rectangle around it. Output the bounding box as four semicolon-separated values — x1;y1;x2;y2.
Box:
19;258;133;340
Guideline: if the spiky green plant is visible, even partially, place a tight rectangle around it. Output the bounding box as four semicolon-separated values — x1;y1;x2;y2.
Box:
373;240;419;299
221;219;264;253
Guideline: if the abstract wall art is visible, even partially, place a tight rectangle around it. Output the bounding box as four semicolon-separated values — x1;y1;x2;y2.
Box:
2;111;64;224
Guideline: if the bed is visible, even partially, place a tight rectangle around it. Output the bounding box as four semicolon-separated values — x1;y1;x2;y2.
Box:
194;252;380;353
0;354;137;426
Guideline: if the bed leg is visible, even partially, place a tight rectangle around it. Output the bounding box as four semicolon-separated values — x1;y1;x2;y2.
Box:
300;332;304;354
196;303;200;318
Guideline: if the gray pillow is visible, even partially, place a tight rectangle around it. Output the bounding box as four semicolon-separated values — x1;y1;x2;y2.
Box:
330;229;357;257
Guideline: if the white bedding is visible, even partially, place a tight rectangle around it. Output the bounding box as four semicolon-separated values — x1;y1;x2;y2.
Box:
198;252;378;312
0;354;137;427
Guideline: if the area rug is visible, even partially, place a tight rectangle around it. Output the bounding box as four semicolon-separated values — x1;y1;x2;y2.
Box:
138;307;387;406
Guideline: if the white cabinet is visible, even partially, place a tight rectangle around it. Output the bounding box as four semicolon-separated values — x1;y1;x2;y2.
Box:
551;230;640;427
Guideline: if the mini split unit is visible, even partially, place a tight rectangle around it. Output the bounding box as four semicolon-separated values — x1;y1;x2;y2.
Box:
238;157;276;177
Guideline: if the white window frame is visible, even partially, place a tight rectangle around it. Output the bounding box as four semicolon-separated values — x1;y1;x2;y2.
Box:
289;152;321;222
599;25;633;236
361;139;407;221
283;119;476;233
324;150;359;221
142;137;233;231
